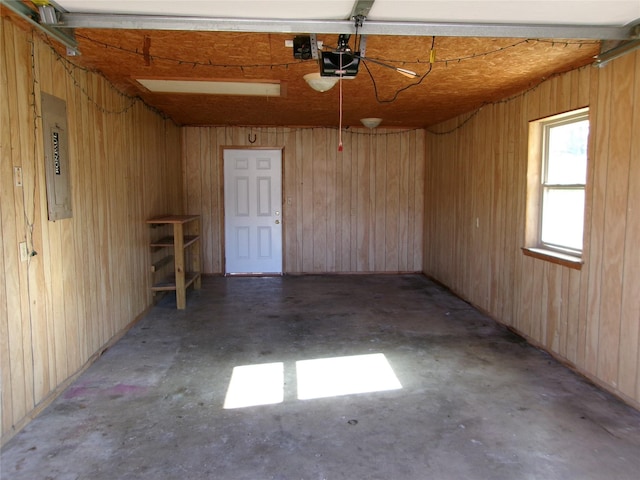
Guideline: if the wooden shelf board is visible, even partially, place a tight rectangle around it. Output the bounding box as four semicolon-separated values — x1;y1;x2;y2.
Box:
185;273;201;289
151;255;174;272
184;235;200;248
150;236;175;247
151;272;201;292
150;235;200;248
147;215;200;225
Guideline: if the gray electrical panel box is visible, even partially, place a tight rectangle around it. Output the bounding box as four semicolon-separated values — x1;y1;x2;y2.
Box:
42;92;72;221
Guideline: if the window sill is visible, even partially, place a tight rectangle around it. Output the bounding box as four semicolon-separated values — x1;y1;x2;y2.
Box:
521;247;583;270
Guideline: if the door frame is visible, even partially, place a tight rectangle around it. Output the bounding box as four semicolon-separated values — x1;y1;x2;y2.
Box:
221;146;285;275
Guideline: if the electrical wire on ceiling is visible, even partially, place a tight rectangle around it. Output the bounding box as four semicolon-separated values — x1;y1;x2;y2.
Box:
48;18;590;138
72;31;598;108
425;58;595;136
75;33;303;69
44;37;138;115
364;36;436;104
74;32;595;73
38;27;600;131
37;33;426;133
372;38;599;65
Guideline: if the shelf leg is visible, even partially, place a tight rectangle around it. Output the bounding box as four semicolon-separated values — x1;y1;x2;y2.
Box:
193;218;202;290
174;222;186;309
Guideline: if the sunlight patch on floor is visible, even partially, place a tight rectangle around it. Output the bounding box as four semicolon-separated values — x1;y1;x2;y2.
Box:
296;353;402;400
223;362;284;409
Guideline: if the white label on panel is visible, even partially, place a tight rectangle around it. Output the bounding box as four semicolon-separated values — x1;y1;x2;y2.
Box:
258;226;272;258
257;158;271;170
236;227;250;258
257;177;272;216
235;177;249;216
235;158;249;170
51;128;69;206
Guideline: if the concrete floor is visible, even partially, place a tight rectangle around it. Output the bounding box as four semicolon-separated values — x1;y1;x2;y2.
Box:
2;274;640;480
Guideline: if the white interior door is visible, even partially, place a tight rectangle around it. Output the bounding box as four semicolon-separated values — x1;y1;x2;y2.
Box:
224;149;283;274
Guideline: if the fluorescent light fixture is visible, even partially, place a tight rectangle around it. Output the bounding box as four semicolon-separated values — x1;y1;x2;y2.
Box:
136;78;281;97
223;362;284;409
296;353;402;400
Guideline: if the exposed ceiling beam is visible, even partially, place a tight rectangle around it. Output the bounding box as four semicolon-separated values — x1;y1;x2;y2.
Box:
58;13;639;40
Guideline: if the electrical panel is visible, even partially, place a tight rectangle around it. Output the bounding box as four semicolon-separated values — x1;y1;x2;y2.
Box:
41;92;72;221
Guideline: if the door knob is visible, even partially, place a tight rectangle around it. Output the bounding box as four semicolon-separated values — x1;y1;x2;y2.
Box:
275;220;280;224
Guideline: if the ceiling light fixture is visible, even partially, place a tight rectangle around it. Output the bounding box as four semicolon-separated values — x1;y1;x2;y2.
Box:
303;72;339;92
136;78;281;96
360;118;382;129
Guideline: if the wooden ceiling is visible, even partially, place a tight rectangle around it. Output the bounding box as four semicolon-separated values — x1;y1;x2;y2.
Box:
12;0;636;127
72;29;600;128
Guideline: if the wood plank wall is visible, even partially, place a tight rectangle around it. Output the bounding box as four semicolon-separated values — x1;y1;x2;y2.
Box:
182;127;425;274
1;16;183;444
424;51;640;408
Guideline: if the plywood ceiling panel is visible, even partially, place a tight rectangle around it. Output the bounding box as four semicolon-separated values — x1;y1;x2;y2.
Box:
19;1;638;127
71;29;599;127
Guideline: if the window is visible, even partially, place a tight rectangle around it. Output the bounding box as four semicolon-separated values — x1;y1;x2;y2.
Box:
525;108;589;267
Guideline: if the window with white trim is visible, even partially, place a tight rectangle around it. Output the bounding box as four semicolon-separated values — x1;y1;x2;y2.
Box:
526;108;589;263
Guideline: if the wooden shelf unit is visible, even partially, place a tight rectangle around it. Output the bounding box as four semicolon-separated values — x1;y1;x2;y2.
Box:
146;215;202;309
